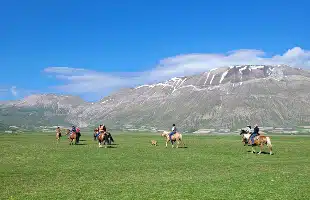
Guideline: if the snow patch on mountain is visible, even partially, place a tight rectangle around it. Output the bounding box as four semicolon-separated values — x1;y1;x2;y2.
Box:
219;70;228;84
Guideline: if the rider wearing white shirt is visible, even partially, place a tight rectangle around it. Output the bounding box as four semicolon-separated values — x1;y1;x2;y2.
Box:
169;124;177;143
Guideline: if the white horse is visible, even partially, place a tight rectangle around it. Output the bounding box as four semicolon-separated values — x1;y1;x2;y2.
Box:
161;131;184;148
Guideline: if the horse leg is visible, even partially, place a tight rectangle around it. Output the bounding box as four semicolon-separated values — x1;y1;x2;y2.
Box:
242;138;246;146
107;135;111;145
103;135;108;148
165;140;168;148
252;146;255;154
76;135;79;144
110;135;114;143
176;140;179;148
104;137;108;148
258;143;263;154
269;144;273;155
99;140;101;148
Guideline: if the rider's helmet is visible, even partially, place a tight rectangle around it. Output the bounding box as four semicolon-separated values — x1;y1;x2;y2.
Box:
172;124;175;126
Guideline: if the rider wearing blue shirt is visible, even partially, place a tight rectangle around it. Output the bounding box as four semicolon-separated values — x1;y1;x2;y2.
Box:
249;124;259;145
71;125;76;134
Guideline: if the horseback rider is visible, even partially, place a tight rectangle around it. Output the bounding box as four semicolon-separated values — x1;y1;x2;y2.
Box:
70;125;76;135
56;126;61;134
76;127;81;143
169;124;177;143
102;124;107;132
56;126;62;137
249;124;259;145
95;124;106;138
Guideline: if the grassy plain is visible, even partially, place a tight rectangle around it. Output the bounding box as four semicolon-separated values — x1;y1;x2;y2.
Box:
1;132;309;200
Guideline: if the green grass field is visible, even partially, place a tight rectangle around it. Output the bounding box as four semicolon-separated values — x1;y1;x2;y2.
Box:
1;132;310;200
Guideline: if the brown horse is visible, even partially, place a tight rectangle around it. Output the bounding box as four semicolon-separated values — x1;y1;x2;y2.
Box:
161;131;184;148
94;128;110;148
94;128;114;144
240;130;273;155
66;129;77;145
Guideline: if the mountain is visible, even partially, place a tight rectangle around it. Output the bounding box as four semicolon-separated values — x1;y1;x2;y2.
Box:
2;65;310;131
0;94;88;129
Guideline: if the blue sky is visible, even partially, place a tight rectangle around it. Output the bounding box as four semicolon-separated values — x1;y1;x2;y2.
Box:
1;0;309;101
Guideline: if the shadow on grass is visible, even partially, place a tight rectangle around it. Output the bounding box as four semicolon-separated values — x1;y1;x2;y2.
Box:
247;150;273;155
99;145;117;148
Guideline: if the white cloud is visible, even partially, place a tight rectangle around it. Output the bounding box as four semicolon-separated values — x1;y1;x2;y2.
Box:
0;88;9;93
44;46;310;97
0;86;38;100
10;86;18;97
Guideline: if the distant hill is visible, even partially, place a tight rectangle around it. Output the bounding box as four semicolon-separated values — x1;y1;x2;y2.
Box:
2;65;310;131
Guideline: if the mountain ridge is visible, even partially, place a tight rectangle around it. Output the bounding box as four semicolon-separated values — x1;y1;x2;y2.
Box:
2;65;310;131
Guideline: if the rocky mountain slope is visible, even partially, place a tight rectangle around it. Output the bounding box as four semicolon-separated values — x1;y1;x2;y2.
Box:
0;95;88;129
2;65;310;131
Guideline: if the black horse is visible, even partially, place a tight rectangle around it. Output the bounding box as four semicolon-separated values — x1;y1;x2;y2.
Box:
106;132;114;144
76;131;81;143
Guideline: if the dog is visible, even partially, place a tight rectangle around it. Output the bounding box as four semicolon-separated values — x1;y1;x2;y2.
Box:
151;140;158;146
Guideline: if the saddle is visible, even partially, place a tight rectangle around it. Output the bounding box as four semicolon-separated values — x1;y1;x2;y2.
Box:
169;133;179;141
249;135;260;145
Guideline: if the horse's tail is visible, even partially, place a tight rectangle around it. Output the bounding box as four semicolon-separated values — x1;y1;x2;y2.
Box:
178;133;185;147
179;133;183;141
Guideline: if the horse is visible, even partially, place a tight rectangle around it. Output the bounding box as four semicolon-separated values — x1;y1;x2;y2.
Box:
94;128;114;147
161;131;184;148
240;129;250;145
97;131;110;148
66;129;77;145
93;128;114;144
106;131;114;144
240;129;273;155
75;128;81;144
